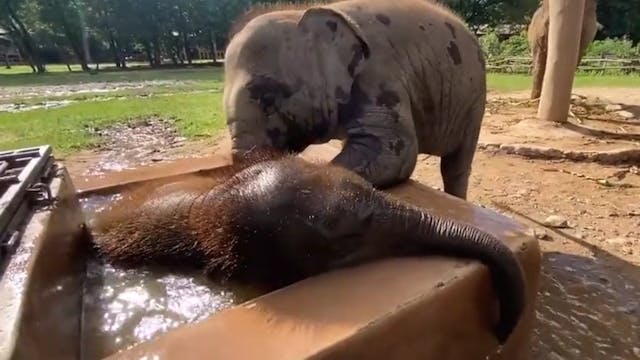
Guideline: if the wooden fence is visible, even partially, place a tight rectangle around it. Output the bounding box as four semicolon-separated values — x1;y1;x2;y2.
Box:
486;57;640;74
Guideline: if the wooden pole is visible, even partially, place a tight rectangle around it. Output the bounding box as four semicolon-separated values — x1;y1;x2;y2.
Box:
537;0;585;122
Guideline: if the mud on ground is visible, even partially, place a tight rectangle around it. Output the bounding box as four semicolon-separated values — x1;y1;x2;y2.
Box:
62;87;640;359
61;116;224;176
0;80;184;101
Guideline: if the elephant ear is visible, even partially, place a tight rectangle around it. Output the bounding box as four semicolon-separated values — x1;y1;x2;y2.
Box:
297;7;371;102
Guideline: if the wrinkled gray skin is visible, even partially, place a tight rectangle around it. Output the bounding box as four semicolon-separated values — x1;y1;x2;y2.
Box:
223;0;487;199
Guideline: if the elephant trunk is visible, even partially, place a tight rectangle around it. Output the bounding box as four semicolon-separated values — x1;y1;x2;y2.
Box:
371;194;526;344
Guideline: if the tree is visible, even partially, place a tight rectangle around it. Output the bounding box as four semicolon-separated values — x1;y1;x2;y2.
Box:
84;0;131;68
38;0;94;71
595;0;640;43
0;0;46;73
441;0;539;29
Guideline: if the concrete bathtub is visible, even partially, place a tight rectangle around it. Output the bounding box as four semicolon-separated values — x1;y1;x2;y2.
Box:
0;144;541;360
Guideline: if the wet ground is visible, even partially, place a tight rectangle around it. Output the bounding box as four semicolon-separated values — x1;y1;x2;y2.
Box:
74;117;195;176
61;87;640;359
533;252;640;359
0;80;183;101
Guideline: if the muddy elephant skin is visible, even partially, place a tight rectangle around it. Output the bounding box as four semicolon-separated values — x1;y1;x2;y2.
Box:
93;150;525;344
527;0;598;99
223;0;487;199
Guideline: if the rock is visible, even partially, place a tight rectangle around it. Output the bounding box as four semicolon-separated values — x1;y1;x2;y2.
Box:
544;215;569;228
605;104;623;111
633;347;640;358
616;110;635;119
573;231;585;240
526;228;551;241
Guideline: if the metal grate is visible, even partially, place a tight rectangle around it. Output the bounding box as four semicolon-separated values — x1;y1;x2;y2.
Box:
0;145;57;262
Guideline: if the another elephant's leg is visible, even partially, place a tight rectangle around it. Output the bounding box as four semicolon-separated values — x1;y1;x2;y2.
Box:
530;40;547;100
440;107;483;200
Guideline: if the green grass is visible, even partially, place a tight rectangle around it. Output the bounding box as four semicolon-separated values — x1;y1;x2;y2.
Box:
487;73;640;92
1;66;639;157
0;92;225;156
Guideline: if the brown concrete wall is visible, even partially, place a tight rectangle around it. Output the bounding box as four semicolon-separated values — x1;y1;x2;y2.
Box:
0;167;89;360
102;143;542;360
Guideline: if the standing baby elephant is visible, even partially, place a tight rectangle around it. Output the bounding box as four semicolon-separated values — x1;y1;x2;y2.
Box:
224;0;487;199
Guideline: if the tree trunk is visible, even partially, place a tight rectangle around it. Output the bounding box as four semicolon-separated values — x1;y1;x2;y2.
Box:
209;31;218;65
107;32;121;68
143;42;154;67
2;50;10;69
152;37;162;67
182;32;192;65
5;5;46;73
70;43;90;71
120;50;127;69
537;0;585;123
60;18;91;72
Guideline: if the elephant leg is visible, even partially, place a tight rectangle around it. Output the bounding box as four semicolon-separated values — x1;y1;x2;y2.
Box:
331;105;419;189
440;141;476;200
530;41;547;100
439;107;483;200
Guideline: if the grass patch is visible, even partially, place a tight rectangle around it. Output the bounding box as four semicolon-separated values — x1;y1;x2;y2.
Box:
0;92;225;156
487;73;640;92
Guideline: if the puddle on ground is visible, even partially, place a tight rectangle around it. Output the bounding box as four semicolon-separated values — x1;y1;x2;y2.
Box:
0;80;183;100
532;252;640;360
0;100;75;113
81;116;188;176
79;194;261;359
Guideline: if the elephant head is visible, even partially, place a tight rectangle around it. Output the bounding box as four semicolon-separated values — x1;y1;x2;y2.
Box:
223;6;371;159
230;157;527;344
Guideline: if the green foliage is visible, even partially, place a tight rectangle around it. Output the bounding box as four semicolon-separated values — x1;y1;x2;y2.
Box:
479;28;640;60
479;30;530;60
596;0;640;45
585;37;640;59
440;0;538;28
4;0;640;73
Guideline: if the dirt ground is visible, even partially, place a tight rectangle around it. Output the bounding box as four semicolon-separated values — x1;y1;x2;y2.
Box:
61;86;640;359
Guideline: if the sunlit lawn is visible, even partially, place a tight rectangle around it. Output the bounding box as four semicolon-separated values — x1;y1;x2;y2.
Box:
1;65;639;156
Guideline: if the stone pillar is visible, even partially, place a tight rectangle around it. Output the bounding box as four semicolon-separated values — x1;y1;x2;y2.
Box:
537;0;585;122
